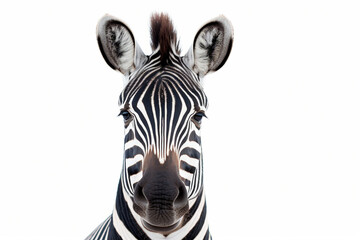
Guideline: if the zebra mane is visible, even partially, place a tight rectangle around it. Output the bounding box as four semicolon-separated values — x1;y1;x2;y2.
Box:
150;13;180;65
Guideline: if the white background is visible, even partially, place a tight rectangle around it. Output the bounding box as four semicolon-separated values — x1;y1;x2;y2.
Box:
0;0;359;239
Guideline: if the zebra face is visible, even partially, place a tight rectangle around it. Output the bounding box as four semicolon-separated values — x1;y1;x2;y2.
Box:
118;56;208;196
97;13;233;233
118;60;208;231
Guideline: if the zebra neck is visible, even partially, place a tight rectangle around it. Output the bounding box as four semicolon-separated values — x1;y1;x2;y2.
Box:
109;178;210;239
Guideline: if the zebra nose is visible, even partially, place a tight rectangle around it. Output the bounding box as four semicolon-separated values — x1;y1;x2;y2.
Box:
133;173;189;228
133;176;188;213
133;182;188;230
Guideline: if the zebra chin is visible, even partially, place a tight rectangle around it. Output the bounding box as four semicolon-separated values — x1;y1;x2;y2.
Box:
132;195;189;233
132;149;190;233
133;204;188;234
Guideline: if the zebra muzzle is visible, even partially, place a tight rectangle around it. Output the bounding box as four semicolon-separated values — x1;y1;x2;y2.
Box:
132;149;189;232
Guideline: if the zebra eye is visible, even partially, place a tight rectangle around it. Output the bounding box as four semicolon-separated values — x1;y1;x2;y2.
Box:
118;110;131;121
193;112;206;124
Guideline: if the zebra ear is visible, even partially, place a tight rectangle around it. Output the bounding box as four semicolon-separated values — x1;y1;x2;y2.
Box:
97;15;146;75
184;16;233;77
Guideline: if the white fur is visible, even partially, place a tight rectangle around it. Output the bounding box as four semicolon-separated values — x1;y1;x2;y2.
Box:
107;24;134;72
194;27;224;75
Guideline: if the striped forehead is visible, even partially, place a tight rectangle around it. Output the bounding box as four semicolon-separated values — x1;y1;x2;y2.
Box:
119;60;208;110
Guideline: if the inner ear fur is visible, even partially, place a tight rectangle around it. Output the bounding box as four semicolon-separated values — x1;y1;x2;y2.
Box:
186;16;233;77
97;15;144;75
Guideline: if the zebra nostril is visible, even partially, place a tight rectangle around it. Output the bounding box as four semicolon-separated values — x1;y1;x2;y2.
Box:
134;185;148;209
174;184;188;211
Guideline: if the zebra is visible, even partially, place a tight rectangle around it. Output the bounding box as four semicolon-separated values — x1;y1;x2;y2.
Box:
86;13;233;240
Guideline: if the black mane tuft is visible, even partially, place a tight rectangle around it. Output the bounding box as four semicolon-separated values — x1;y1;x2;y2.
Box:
150;13;180;65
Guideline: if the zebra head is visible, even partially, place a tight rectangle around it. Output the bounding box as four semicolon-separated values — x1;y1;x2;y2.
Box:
97;13;233;234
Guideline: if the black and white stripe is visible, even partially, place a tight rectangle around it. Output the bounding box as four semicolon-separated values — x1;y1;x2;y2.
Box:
85;216;111;240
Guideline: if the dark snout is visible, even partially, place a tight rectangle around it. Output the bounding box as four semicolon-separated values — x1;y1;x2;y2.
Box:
133;150;189;233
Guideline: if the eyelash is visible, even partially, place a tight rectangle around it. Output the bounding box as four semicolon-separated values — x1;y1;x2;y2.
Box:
118;110;131;121
193;112;206;124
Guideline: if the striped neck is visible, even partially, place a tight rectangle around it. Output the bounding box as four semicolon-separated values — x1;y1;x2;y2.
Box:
108;178;210;239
